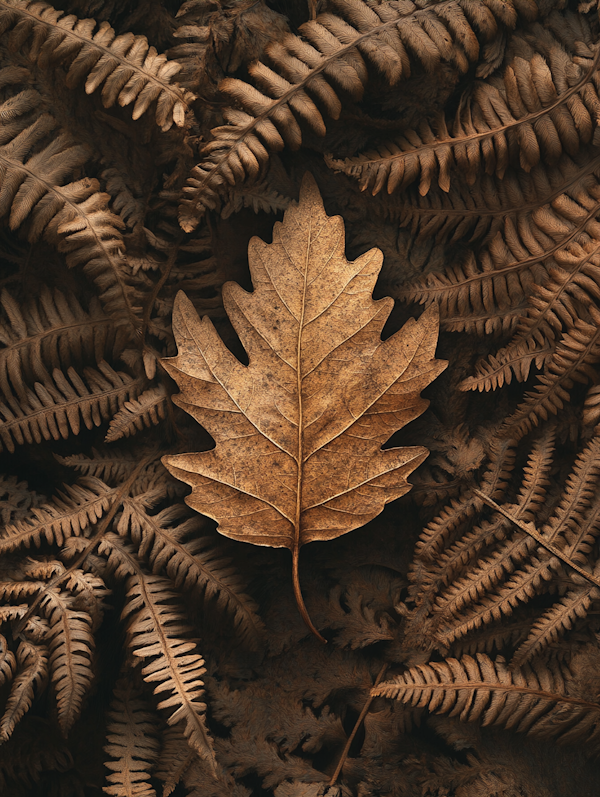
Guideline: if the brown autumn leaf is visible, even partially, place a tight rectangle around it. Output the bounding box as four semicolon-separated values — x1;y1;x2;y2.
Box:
162;174;447;638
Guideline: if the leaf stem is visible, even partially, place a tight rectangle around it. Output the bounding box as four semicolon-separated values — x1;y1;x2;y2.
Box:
292;545;326;643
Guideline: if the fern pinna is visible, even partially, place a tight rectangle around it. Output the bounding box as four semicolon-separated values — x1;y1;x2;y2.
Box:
0;0;599;795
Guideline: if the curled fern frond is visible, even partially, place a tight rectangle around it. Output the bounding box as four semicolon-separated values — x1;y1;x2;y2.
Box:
374;653;600;748
0;0;194;130
0;361;144;452
178;0;531;230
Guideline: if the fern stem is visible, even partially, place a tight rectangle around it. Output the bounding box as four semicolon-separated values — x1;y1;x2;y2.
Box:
292;545;326;643
329;663;388;786
13;454;155;640
473;489;600;589
141;235;183;344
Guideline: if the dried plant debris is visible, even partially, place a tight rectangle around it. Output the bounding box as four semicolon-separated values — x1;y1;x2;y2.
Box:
163;175;446;638
0;0;598;795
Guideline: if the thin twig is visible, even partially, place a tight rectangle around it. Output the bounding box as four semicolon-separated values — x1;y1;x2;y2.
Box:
473;488;600;589
329;663;388;786
141;233;184;344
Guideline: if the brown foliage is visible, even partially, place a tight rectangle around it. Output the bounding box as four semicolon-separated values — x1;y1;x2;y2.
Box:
163;174;446;637
0;0;598;795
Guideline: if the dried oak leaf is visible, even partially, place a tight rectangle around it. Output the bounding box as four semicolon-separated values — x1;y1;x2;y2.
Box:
162;174;446;638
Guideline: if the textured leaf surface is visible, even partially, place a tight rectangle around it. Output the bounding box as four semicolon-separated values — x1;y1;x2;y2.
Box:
163;174;446;632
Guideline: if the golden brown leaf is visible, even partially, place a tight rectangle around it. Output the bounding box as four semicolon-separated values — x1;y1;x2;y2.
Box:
162;174;446;638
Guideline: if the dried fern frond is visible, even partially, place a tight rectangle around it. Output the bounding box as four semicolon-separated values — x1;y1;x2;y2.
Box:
105;384;167;443
459;338;554;393
0;110;90;236
512;574;600;666
0;286;125;405
0;98;142;332
0;634;16;685
50;181;143;333
502;308;600;438
0;715;75;790
448;614;535;657
0;476;113;554
435;437;600;646
0;474;36;525
115;495;265;647
220;183;292;220
152;722;195;797
177;0;533;229
327;584;394;649
538;435;600;562
0;361;144;452
416;430;553;621
102;166;146;230
330;20;600;197
583;384;600;429
395;149;600;248
0;0;194;130
0;573;96;733
400;177;600;380
57;448;170;493
100;535;215;767
398;241;543;337
374;653;600;749
42;587;95;733
431;441;553;623
103;678;160;797
439;553;565;645
0;640;48;742
459;234;600;396
411;438;516;568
